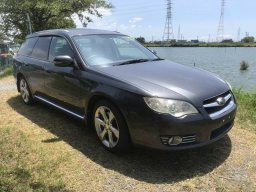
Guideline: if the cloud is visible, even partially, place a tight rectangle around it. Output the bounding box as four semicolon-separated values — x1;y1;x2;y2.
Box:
129;17;143;24
73;8;112;28
119;24;129;31
76;14;145;35
97;8;112;16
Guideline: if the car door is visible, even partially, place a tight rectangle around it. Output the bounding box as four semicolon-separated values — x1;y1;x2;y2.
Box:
44;36;84;110
14;37;47;94
28;36;52;94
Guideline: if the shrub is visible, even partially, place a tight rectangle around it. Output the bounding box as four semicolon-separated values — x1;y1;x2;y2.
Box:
0;66;13;79
240;61;249;70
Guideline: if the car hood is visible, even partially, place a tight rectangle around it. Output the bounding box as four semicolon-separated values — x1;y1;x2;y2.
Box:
96;60;229;106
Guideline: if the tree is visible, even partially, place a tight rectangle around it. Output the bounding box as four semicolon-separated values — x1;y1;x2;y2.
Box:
0;0;112;42
241;36;255;43
135;37;145;44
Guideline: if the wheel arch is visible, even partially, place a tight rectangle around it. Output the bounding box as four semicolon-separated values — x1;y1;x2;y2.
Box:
86;93;132;141
16;73;24;92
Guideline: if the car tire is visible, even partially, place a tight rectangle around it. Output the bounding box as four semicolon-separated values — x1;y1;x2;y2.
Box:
19;76;34;105
92;100;131;153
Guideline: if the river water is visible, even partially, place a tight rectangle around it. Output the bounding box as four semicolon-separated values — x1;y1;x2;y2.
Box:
153;47;256;91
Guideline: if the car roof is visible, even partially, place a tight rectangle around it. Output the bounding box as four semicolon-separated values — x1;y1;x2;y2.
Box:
26;28;123;39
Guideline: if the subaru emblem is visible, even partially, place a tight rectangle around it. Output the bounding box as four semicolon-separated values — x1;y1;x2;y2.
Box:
216;97;226;106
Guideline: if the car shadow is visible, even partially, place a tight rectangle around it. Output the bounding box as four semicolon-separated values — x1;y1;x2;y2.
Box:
8;96;232;184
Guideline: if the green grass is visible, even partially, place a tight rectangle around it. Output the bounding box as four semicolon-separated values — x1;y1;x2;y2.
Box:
0;127;69;192
0;66;13;79
233;89;256;133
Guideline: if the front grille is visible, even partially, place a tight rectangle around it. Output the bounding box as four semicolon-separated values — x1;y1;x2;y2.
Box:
160;135;196;146
203;91;235;119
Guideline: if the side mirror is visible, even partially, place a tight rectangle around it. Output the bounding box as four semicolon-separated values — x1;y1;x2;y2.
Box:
151;50;157;55
54;55;74;67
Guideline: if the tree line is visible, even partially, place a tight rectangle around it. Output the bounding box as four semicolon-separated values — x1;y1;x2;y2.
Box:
0;0;112;43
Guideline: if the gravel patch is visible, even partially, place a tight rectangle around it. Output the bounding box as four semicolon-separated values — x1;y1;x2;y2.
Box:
0;76;16;91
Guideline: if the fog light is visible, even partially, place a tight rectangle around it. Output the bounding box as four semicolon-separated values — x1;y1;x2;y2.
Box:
168;136;182;146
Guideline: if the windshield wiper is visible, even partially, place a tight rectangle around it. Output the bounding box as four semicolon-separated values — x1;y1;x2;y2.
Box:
151;58;164;61
114;59;150;66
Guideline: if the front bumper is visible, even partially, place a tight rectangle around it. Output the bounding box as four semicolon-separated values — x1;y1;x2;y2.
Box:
123;98;236;151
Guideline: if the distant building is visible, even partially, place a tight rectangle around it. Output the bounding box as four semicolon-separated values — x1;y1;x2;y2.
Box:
222;39;233;43
191;40;199;43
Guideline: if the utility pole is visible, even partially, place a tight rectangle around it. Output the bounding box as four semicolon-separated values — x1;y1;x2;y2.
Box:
237;27;240;42
217;0;225;42
178;24;180;41
162;0;174;42
26;13;32;34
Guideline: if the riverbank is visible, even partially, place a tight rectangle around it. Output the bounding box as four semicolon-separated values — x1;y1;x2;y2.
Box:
233;89;256;133
145;42;256;47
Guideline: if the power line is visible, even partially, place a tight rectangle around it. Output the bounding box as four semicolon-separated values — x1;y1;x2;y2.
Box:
112;3;165;11
111;1;164;7
112;5;165;15
163;0;174;41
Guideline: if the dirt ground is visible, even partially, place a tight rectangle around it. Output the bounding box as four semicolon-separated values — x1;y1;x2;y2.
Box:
0;77;256;192
0;76;16;91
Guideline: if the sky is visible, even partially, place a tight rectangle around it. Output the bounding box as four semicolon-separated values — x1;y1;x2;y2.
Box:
74;0;256;42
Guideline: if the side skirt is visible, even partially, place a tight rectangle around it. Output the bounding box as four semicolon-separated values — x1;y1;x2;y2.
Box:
34;95;85;120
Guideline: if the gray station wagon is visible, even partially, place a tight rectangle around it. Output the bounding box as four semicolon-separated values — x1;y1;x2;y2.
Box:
13;28;237;152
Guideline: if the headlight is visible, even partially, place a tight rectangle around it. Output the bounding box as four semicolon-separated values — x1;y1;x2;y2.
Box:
226;81;232;90
144;97;198;118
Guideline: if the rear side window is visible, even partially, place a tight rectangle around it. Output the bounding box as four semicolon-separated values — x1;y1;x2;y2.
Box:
18;37;38;56
31;37;52;60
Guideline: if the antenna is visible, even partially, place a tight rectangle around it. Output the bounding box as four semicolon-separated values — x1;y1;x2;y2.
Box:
163;0;174;42
217;0;225;42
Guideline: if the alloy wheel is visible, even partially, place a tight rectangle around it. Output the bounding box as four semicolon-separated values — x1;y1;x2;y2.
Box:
20;79;30;103
94;106;120;148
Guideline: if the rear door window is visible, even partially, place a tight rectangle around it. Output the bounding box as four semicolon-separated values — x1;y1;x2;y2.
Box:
18;37;38;56
31;37;52;60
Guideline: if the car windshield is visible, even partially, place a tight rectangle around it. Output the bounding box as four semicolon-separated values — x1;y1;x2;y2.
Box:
73;34;158;66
